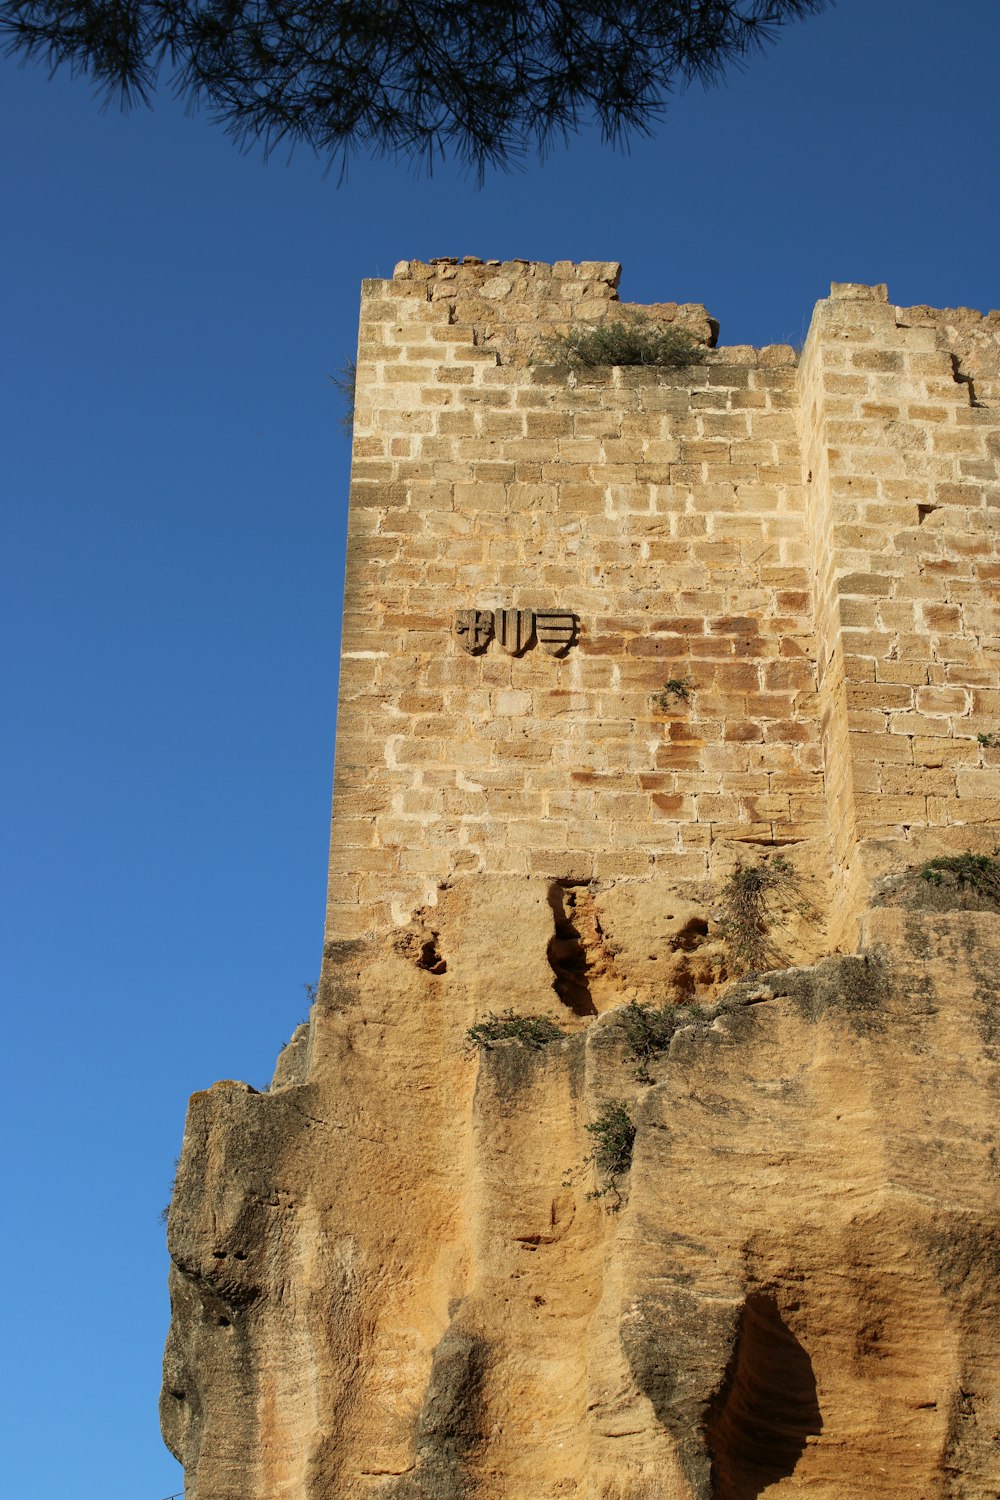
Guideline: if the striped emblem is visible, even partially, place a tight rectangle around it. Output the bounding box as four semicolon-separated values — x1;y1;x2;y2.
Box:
494;608;535;656
534;612;577;656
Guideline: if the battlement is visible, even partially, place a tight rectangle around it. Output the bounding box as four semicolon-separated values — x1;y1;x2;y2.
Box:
328;265;1000;943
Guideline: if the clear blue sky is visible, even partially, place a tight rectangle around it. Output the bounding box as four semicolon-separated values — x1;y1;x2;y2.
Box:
2;2;998;1494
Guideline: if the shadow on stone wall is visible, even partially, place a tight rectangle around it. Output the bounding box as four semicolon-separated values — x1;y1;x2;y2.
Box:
705;1293;822;1499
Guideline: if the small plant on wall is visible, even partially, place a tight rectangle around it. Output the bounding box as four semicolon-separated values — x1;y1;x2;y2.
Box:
328;358;356;433
584;1099;636;1205
618;1000;700;1083
465;1010;568;1050
654;675;694;711
918;852;1000;905
718;856;794;975
534;311;699;369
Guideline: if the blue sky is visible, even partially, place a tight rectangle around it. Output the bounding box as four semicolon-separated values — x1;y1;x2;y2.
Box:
2;2;998;1494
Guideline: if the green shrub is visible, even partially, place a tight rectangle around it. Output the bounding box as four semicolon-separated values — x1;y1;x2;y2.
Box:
618;1000;699;1082
719;856;794;975
465;1010;568;1050
654;675;694;710
977;732;999;748
585;1100;636;1201
535;312;699;370
918;852;1000;903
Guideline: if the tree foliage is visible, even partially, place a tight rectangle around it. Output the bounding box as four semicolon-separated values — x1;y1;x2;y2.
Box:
1;0;827;174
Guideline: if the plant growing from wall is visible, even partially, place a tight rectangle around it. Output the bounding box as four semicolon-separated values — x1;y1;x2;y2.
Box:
618;999;702;1082
718;855;794;975
918;852;1000;904
977;732;999;748
159;1156;180;1226
584;1099;636;1203
534;311;699;369
465;1010;568;1050
277;980;318;1052
328;358;356;433
654;675;694;710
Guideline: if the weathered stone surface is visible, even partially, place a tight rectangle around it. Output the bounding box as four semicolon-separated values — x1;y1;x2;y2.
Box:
330;265;1000;943
163;882;1000;1498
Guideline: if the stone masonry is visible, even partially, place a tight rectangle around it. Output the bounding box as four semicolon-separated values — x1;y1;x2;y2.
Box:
163;263;1000;1500
328;262;1000;945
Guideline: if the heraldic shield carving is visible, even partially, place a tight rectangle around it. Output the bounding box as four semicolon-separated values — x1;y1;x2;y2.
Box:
454;609;495;654
534;611;577;656
494;608;535;656
454;609;577;656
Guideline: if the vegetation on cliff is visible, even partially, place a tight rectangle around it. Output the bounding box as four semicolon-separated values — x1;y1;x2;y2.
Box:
719;856;796;974
584;1098;636;1200
618;999;704;1082
465;1010;568;1050
919;852;1000;906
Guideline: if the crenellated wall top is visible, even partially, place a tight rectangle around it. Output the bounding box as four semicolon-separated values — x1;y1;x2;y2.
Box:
392;256;622;287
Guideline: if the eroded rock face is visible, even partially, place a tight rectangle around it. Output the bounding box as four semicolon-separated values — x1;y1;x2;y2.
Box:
162;879;1000;1498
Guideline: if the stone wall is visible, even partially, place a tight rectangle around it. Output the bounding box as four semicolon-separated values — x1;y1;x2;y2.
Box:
163;265;1000;1500
799;284;1000;936
328;263;1000;944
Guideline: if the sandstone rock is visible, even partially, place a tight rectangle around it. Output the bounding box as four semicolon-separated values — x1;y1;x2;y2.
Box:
162;885;1000;1498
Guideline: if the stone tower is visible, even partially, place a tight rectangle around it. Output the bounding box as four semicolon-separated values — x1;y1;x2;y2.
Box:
162;264;1000;1500
330;262;999;947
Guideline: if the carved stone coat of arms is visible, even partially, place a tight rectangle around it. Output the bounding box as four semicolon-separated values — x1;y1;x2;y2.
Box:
454;608;577;656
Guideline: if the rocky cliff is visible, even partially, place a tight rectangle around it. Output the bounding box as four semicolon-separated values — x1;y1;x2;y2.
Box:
162;862;1000;1499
